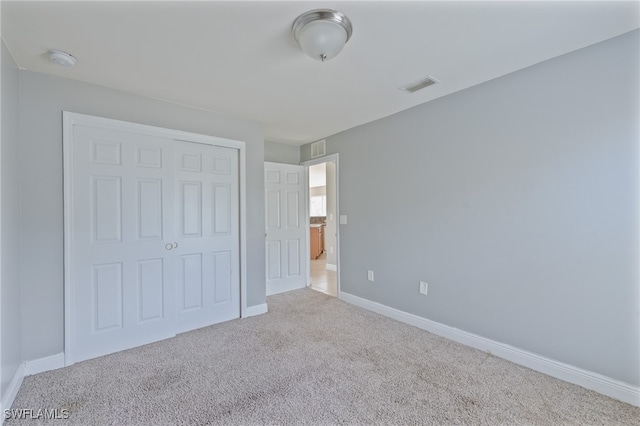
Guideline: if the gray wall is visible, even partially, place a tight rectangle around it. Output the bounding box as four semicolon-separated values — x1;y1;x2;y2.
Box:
264;140;300;165
19;71;266;361
1;40;22;396
302;30;640;386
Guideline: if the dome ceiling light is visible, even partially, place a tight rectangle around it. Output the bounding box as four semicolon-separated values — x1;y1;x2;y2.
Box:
292;9;353;62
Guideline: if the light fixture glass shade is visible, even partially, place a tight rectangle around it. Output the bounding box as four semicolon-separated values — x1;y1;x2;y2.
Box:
292;9;353;62
297;20;347;62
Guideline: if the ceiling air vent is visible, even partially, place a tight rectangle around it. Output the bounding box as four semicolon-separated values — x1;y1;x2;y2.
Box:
311;140;326;158
400;76;439;94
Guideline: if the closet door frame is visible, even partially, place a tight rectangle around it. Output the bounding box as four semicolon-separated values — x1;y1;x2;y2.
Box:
62;111;248;367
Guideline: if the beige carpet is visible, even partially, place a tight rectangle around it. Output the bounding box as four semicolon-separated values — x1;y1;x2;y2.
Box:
7;289;639;425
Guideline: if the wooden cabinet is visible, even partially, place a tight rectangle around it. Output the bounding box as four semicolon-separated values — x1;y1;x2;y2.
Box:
310;225;325;259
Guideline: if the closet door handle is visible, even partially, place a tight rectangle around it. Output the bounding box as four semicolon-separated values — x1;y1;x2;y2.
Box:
165;243;173;251
173;242;179;249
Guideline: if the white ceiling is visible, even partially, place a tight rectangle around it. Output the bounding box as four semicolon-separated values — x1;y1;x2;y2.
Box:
2;1;638;145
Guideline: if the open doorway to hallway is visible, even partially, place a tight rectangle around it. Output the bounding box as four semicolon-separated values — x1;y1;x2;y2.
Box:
307;161;338;296
310;253;337;296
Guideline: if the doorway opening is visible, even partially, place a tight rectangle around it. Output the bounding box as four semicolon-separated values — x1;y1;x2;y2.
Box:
304;157;338;297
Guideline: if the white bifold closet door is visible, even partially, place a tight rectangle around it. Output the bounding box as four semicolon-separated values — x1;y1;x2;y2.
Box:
173;140;239;333
70;124;239;363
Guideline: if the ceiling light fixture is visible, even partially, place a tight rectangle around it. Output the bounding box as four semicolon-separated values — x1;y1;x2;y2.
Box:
48;49;76;67
292;9;353;62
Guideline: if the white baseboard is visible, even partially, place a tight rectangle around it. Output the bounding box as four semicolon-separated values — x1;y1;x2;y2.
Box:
1;353;65;423
24;352;65;376
339;292;640;407
325;263;337;271
244;303;268;317
1;362;25;421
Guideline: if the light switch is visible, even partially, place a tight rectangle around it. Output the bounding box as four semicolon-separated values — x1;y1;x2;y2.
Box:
339;215;348;225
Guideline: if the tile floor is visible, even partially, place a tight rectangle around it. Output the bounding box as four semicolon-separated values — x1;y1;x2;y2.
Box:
309;252;338;297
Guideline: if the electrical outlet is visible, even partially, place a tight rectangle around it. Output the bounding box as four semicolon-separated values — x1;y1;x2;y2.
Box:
368;270;374;281
419;281;428;295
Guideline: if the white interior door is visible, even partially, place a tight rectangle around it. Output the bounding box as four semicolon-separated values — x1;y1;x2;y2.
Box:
174;141;240;333
265;162;307;295
69;121;240;363
71;125;176;362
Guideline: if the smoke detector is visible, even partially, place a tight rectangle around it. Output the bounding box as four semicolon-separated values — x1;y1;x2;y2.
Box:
48;49;76;67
